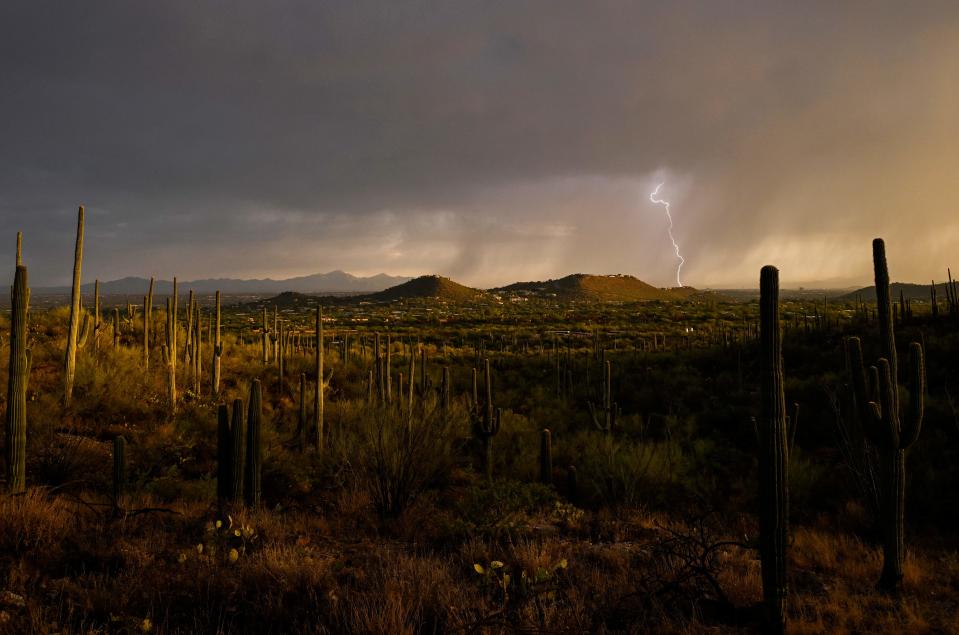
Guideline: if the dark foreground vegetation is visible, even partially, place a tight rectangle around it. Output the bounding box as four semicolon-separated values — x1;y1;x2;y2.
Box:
3;212;959;633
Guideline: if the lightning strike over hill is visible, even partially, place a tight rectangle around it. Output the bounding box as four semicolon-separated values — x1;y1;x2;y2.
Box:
649;182;685;287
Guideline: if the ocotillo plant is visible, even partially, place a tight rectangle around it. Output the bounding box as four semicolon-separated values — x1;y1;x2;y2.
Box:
471;358;501;482
758;265;788;635
846;238;925;592
244;380;262;509
216;404;231;503
229;398;245;504
6;264;30;493
113;435;127;509
212;290;222;396
64;205;84;406
540;428;553;485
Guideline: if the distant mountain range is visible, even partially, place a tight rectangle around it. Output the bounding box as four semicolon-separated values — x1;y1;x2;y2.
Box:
33;271;413;296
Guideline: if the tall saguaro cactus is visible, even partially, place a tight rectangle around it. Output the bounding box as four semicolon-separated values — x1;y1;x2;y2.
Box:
212;290;222;396
6;264;31;493
64;206;84;406
540;428;553;485
229;398;245;504
589;359;617;434
244;380;262;509
846;238;925;592
93;279;101;353
143;294;150;370
758;265;788;634
165;298;177;414
472;358;501;482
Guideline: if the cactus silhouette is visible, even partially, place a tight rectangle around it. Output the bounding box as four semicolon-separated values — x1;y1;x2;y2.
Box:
758;265;788;634
471;359;500;482
244;380;262;509
540;428;553;485
229;398;245;504
846;238;925;593
63;206;84;406
6;264;31;493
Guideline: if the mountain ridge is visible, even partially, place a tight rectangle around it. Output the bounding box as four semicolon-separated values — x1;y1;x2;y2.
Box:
32;271;413;295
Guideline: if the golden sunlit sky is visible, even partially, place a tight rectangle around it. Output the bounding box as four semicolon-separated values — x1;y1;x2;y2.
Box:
2;1;957;289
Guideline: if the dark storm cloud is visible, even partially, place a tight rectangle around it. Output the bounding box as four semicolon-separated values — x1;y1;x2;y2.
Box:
2;1;957;287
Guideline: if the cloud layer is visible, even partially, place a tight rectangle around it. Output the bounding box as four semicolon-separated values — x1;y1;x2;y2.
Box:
2;1;957;287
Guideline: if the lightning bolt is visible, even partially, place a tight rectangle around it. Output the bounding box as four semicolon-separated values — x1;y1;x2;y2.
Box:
649;182;685;287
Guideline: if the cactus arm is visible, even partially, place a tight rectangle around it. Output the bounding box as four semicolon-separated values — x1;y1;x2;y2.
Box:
899;342;924;449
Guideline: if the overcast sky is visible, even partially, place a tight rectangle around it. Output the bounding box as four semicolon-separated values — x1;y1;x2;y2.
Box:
2;1;957;288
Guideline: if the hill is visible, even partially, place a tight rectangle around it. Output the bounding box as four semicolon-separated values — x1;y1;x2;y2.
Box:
32;271;411;296
499;274;676;302
368;275;485;302
838;282;944;303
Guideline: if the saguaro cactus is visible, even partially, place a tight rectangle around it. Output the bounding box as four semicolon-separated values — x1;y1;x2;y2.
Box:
93;279;101;353
64;205;84;406
589;359;618;434
758;265;788;634
143;294;150;370
165;298;177;414
212;290;222;396
540;428;553;485
846;238;925;592
472;359;501;482
112;308;120;351
229;398;245;504
244;380;262;509
6;264;31;493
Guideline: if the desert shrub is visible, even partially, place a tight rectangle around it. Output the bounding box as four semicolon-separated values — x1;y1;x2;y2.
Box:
575;432;685;508
453;479;559;536
0;489;72;554
27;433;105;492
358;403;460;518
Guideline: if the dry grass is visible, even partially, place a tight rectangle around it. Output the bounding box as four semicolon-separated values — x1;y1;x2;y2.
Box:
3;309;959;634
